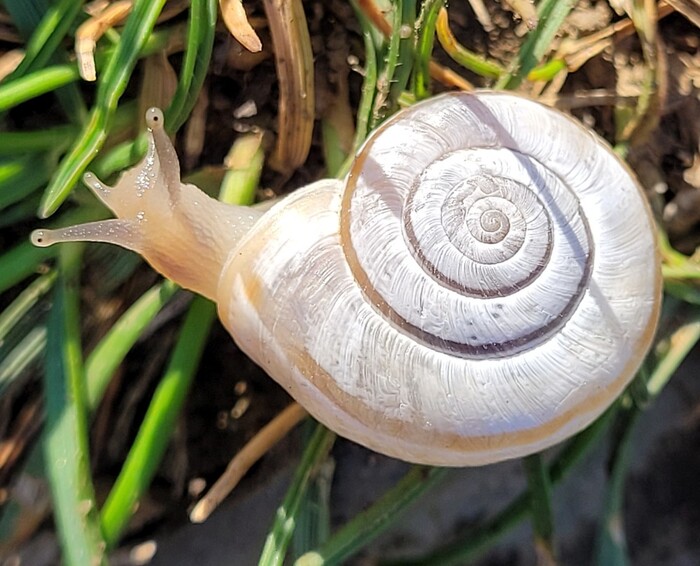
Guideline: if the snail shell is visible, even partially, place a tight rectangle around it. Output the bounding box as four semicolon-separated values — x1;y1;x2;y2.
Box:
33;92;661;466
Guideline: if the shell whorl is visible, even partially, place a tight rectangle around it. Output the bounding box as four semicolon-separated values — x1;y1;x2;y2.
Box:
341;93;600;359
221;91;661;466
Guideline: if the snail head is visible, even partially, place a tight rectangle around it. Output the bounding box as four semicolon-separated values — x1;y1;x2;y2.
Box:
31;108;259;300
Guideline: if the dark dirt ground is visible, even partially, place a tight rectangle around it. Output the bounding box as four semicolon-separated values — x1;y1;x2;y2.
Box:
2;0;700;564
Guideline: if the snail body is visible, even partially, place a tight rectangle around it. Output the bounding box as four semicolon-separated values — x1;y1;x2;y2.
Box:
33;92;661;466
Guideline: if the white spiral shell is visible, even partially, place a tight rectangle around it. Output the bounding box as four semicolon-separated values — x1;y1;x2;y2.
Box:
218;91;660;466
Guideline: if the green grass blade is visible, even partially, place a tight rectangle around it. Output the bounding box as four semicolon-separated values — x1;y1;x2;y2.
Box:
0;326;46;395
219;135;265;205
435;7;504;80
0;65;81;112
388;0;416;104
292;424;334;558
663;280;700;305
0;271;55;342
0;272;55;396
99;295;216;547
0;124;77;155
646;301;700;399
43;244;107;566
5;0;82;80
0;153;56;210
297;466;447;566
0;241;58;295
259;423;336;566
90;136;148;180
371;0;414;125
98;130;259;546
165;0;218;133
2;0;86;120
2;0;49;37
523;454;555;560
594;405;637;566
0;22;174;180
337;0;378;178
495;0;577;90
84;280;179;412
350;1;378;153
593;301;700;564
413;0;444;99
0;194;42;228
39;0;167;218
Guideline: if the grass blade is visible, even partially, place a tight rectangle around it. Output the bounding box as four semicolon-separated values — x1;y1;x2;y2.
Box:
495;0;577;89
350;1;378;154
97;118;259;545
40;0;167;217
297;466;447;566
5;0;82;81
292;423;334;558
99;295;216;547
84;280;179;412
0;154;56;210
165;0;218;133
259;423;336;566
2;0;86;120
413;0;444;99
0;326;46;394
523;454;555;562
388;0;416;104
43;244;107;565
0;124;77;155
435;7;504;80
594;406;637;566
0;65;81;112
0;272;56;344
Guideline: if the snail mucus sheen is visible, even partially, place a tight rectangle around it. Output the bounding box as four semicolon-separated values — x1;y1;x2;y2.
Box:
33;92;661;466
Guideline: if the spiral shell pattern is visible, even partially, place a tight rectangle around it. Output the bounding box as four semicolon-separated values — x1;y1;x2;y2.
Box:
342;99;597;357
222;91;661;466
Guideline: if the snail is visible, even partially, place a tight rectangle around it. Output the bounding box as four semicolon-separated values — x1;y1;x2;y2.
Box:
32;91;661;467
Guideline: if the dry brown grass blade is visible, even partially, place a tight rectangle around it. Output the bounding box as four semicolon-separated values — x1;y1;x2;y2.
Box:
467;0;494;31
618;0;667;145
183;87;210;170
665;0;700;26
561;1;673;72
0;49;23;81
76;0;189;81
219;0;263;52
76;0;133;81
539;90;640;109
138;52;178;124
189;403;308;523
357;0;391;35
357;0;473;91
502;0;538;30
0;403;41;484
262;0;315;174
428;61;475;90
